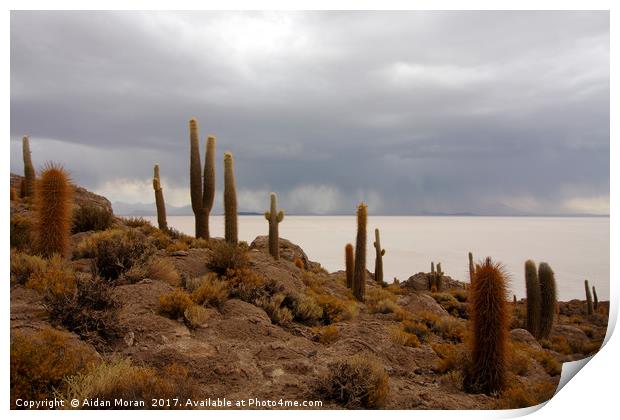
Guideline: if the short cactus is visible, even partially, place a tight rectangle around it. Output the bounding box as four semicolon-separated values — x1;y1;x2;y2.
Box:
585;280;593;316
22;136;36;199
373;228;385;284
264;192;284;259
538;262;557;339
152;164;168;231
464;257;509;395
34;163;73;257
345;243;354;289
524;260;541;338
352;203;367;301
593;286;599;311
224;152;238;245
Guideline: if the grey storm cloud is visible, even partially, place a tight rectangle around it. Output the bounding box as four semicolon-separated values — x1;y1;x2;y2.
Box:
10;11;609;215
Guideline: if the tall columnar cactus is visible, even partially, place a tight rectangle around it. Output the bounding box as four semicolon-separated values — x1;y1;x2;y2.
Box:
352;203;367;301
593;286;599;311
585;280;593;316
189;119;216;239
264;192;284;259
224;152;238;245
429;262;435;290
538;262;557;339
436;262;443;291
513;295;517;304
34;163;73;257
464;257;509;395
468;252;475;283
524;260;541;339
373;228;385;284
22;136;36;199
203;136;216;238
152;164;168;231
345;243;354;289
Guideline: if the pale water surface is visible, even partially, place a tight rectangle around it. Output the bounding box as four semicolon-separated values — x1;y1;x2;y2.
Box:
141;215;609;301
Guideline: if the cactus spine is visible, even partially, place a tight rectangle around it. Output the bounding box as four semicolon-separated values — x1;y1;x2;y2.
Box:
373;228;385;284
538;262;557;339
22;136;36;199
224;152;238;245
593;286;599;311
585;280;593;315
352;203;367;301
264;192;284;259
524;260;541;339
34;163;73;257
464;257;508;395
345;243;354;289
152;164;168;231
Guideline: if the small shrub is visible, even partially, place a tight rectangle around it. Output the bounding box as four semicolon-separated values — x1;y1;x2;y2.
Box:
46;275;120;347
315;294;358;324
257;293;293;326
532;349;562;376
184;305;211;328
10;215;33;251
59;359;200;409
166;241;189;253
191;274;229;308
26;262;76;297
388;326;420;347
316;354;389;409
509;348;530;376
88;229;154;282
402;319;431;342
149;230;173;250
72;205;113;233
189;238;209;249
159;289;193;319
301;270;328;294
496;381;557;409
207;241;249;275
146;258;181;286
294;257;305;270
292;294;323;325
225;268;279;303
433;316;467;343
432;343;463;373
10;250;47;284
450;289;468;303
314;325;340;344
121;217;152;228
11;327;97;407
368;299;400;314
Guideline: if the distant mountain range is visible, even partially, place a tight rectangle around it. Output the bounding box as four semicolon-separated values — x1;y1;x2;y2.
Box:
112;201;608;218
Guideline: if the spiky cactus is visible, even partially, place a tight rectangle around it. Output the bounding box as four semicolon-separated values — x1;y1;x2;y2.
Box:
22;136;36;199
468;252;474;283
152;164;168;231
585;280;593;316
464;257;508;395
264;192;284;259
436;262;443;291
538;262;557;339
345;243;354;289
189;119;216;239
373;228;385;284
593;286;599;311
525;260;541;338
352;203;367;301
34;164;73;257
224;152;238;245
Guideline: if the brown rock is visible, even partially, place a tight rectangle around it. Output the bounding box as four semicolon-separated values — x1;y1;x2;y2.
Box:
510;328;542;349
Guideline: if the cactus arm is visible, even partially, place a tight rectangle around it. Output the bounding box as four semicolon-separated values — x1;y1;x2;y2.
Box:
277;211;284;222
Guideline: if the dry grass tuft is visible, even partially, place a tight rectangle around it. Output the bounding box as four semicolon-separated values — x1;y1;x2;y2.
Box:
316;354;389;409
11;327;97;407
313;325;340;344
146;258;181;286
159;289;193;319
388;325;421;347
191;274;229;308
495;380;557;409
10;215;33;251
184;305;211;328
207;241;249;275
72;205;113;233
10;250;47;285
256;293;293;326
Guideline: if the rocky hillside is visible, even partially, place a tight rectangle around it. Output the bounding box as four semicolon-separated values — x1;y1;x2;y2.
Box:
10;181;608;410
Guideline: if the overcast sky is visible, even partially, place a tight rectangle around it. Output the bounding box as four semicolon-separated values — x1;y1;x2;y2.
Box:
10;11;609;215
